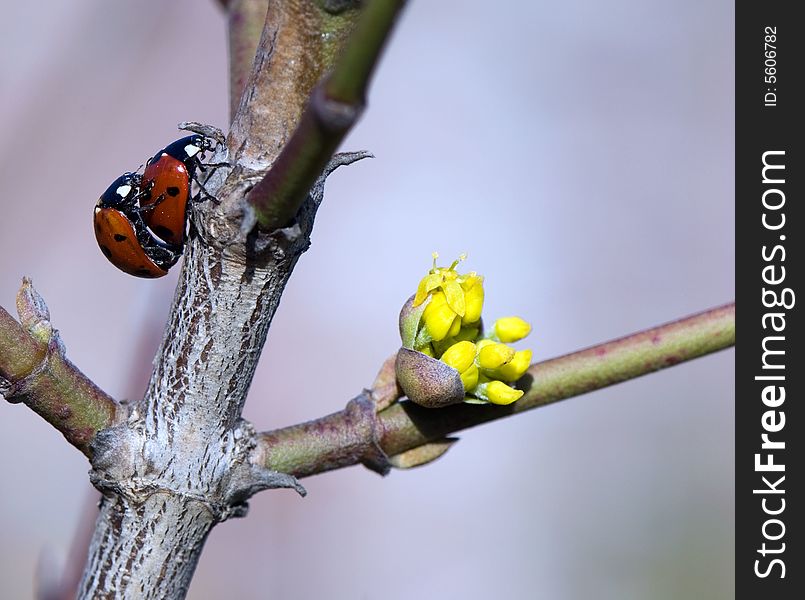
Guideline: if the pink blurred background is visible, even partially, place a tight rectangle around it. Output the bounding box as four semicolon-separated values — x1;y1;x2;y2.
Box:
1;1;734;598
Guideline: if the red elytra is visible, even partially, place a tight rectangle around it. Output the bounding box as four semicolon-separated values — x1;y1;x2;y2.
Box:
140;155;190;246
139;135;207;247
93;207;168;278
93;135;213;278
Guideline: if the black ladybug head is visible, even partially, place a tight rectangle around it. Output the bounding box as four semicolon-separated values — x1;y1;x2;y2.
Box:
158;135;207;163
98;172;143;210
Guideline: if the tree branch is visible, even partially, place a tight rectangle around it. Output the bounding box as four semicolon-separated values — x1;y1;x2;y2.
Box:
254;302;735;478
9;1;727;596
223;0;270;121
70;2;381;594
244;0;406;230
76;150;367;598
1;280;119;457
227;0;363;164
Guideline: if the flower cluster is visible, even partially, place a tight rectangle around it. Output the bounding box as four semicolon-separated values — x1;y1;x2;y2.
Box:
397;254;532;407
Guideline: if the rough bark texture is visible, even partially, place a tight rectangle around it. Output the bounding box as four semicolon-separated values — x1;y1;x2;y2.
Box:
76;153;365;599
77;495;214;599
0;2;732;598
70;0;369;592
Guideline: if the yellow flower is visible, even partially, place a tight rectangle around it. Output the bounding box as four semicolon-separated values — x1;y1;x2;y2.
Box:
460;274;484;324
493;349;532;382
412;254;485;332
421;291;460;342
398;252;532;408
414;254;461;304
493;317;532;343
459;365;479;390
440;341;476;373
476;342;515;370
474;338;494;351
412;254;486;346
481;380;524;405
441;341;480;392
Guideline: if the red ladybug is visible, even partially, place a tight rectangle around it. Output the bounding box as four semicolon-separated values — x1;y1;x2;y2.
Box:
140;135;211;246
93;173;181;278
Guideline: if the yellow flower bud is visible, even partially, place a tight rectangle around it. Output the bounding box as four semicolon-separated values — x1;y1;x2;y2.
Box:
495;349;532;381
440;341;476;373
460;274;484;324
485;380;524;405
477;342;515;370
422;291;459;341
494;316;532;343
402;253;533;409
413;253;468;310
459;364;479;391
475;338;494;352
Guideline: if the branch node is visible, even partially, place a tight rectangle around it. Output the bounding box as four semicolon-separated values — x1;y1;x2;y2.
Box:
312;84;363;133
225;420;307;512
346;391;392;475
223;464;307;518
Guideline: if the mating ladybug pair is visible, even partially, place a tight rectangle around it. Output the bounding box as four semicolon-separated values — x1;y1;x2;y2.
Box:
94;135;214;278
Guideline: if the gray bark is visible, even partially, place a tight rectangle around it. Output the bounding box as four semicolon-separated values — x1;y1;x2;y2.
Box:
76;153;368;599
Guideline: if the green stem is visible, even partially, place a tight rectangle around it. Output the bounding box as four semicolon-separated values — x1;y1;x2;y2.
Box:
247;0;406;230
1;288;119;457
256;302;735;477
325;0;404;105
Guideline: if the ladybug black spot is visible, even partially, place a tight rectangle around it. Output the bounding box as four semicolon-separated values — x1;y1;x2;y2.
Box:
154;225;174;240
95;222;101;233
100;245;112;259
167;187;180;197
113;234;127;242
136;268;155;277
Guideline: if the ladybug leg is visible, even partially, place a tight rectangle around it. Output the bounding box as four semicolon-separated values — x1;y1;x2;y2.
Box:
194;160;231;174
190;164;221;204
193;161;231;182
190;161;230;205
133;192;168;214
191;181;221;205
133;178;154;200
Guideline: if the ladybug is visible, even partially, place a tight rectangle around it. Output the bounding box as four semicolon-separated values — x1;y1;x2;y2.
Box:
94;173;182;278
139;135;211;246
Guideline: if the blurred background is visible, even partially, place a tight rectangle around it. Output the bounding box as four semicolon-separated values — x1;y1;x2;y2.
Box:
0;1;734;598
